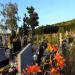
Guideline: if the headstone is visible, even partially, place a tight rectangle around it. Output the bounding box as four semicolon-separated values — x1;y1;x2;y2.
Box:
17;43;33;74
0;48;9;68
0;48;6;62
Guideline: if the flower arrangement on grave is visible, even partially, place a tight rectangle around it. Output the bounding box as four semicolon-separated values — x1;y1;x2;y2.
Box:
21;64;41;75
41;43;65;74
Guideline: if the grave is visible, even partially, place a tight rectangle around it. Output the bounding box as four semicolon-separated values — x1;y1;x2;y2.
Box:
0;48;9;68
17;43;33;74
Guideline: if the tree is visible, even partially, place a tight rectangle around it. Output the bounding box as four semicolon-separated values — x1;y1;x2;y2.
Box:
23;14;29;36
35;25;59;34
19;26;23;36
24;6;39;42
0;2;19;36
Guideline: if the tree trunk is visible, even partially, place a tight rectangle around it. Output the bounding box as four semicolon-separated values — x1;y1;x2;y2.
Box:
31;26;35;44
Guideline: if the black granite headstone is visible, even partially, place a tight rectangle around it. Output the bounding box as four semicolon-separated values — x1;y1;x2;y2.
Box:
0;48;9;68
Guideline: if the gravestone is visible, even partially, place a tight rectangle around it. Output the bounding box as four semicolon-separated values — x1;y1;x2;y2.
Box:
0;48;6;62
17;43;33;74
0;48;9;68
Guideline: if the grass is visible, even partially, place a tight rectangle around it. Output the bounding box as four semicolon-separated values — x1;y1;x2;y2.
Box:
33;33;59;44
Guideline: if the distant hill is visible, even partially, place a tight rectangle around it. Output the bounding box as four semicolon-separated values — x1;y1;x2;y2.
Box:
35;19;75;34
53;19;75;27
54;19;75;32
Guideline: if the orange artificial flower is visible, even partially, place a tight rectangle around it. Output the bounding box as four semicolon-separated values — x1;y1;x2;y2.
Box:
58;60;65;68
50;67;57;73
47;44;53;51
47;44;58;52
55;52;63;61
52;45;58;51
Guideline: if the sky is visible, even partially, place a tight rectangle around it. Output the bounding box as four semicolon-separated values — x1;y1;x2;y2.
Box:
0;0;75;27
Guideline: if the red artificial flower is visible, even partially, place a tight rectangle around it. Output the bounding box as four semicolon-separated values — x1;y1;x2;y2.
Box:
27;65;41;73
32;65;41;72
16;66;18;70
27;66;33;73
21;72;24;75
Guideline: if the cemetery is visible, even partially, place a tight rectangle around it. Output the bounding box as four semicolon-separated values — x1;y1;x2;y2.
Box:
0;0;75;75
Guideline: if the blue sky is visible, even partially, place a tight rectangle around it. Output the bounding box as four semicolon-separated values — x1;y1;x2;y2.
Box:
0;0;75;26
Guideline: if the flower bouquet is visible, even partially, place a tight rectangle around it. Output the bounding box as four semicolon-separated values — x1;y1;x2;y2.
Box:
41;43;65;75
